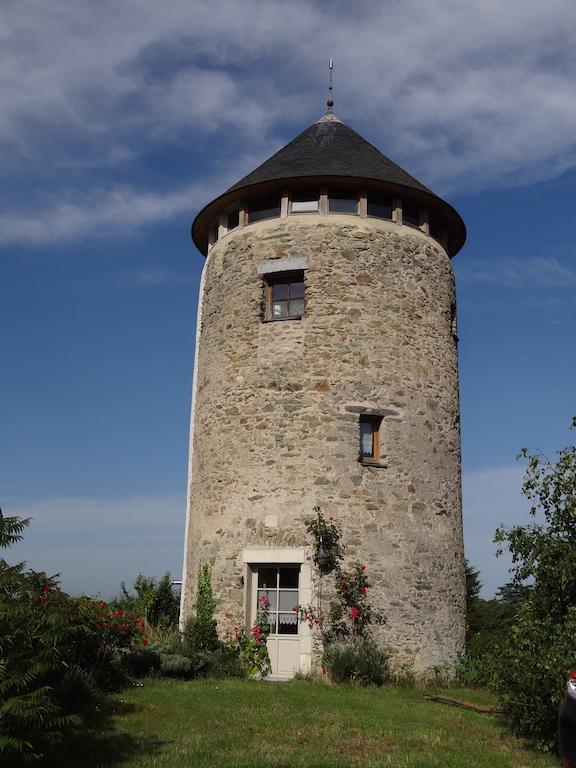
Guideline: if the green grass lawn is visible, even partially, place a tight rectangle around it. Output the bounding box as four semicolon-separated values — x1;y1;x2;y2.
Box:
47;678;558;768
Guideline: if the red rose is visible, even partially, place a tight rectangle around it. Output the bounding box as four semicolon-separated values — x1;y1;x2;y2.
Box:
351;607;360;619
360;586;367;594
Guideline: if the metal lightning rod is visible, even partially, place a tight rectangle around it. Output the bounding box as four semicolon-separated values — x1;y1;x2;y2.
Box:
327;58;334;113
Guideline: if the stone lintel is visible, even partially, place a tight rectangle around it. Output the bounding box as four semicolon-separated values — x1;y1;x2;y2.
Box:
256;256;309;275
242;547;306;564
345;406;399;417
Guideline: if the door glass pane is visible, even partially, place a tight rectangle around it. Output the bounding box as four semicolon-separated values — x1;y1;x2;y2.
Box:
272;283;289;300
279;568;299;588
264;613;277;633
273;301;288;317
278;613;299;634
279;590;298;611
289;282;304;299
258;589;277;611
288;298;304;317
360;420;374;457
257;568;277;589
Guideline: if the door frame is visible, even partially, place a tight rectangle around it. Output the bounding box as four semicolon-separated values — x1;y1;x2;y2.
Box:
242;547;313;677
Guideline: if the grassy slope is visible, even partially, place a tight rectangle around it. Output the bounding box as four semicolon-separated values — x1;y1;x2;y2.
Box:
48;679;557;768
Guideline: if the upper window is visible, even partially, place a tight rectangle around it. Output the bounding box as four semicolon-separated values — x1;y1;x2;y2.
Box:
227;209;240;230
359;415;382;463
209;224;219;246
264;272;305;321
402;203;420;228
291;193;319;213
367;197;393;220
248;198;281;223
328;194;358;214
429;216;443;243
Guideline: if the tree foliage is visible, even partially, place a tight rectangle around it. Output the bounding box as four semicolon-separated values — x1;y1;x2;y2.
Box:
492;418;576;749
115;572;179;629
0;510;147;763
183;564;219;654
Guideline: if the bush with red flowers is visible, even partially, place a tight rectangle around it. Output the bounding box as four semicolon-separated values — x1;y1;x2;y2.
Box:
229;595;272;678
297;561;384;642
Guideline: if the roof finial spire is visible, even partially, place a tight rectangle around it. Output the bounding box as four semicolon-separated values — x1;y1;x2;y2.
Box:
326;58;334;113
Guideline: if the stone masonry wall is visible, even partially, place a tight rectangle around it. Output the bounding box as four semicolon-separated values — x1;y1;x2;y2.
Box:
181;214;465;671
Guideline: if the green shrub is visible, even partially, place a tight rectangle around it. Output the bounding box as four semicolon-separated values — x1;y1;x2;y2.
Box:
455;633;502;689
492;602;576;750
114;572;179;630
322;638;390;686
121;649;161;678
182;565;219;655
159;654;194;678
0;511;148;763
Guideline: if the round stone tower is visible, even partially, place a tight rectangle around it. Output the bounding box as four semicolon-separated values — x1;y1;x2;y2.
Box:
181;111;467;677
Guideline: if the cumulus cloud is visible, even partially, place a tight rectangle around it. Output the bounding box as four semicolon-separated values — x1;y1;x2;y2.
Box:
0;183;203;246
1;1;575;185
8;495;185;598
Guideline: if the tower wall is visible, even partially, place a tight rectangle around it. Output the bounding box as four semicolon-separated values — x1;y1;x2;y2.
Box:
181;214;465;671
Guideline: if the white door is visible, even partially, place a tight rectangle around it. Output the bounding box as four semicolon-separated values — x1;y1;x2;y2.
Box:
253;565;300;677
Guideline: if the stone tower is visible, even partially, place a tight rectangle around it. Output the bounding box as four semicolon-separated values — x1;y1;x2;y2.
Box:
181;111;467;677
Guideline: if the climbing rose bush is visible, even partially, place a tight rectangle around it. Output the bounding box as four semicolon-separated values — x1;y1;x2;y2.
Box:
230;594;272;677
297;562;385;641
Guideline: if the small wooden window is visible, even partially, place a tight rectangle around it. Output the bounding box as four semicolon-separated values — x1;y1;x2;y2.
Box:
359;415;382;462
264;271;305;321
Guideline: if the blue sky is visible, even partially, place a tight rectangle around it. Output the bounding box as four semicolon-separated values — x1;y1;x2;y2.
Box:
2;0;575;598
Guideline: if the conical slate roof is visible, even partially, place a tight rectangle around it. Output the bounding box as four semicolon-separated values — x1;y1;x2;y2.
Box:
227;113;432;195
192;112;466;256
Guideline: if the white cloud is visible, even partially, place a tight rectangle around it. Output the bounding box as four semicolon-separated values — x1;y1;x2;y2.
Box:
462;464;530;597
7;495;185;598
0;178;222;246
1;0;576;199
456;256;576;288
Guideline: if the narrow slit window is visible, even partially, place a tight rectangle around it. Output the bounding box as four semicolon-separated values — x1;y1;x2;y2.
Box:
359;415;382;462
264;271;305;321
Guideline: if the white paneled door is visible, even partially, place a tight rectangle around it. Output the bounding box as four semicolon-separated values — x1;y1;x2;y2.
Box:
253;565;300;676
